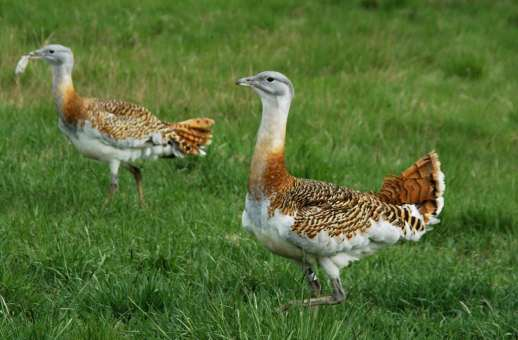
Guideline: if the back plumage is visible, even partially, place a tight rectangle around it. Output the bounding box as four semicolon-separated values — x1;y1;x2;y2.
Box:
88;99;214;158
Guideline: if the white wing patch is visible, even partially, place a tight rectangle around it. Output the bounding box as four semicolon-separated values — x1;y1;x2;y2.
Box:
401;204;429;241
242;195;433;271
59;119;182;162
286;207;429;263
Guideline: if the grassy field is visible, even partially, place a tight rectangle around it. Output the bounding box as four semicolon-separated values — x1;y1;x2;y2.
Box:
1;0;517;338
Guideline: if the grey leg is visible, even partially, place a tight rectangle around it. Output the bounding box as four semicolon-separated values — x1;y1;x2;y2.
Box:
125;164;144;206
303;277;346;306
280;278;346;311
303;264;322;297
106;160;120;203
280;257;346;311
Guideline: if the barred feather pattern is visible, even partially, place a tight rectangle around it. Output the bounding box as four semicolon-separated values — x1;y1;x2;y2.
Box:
268;178;426;240
165;118;214;155
376;151;444;223
84;99;214;156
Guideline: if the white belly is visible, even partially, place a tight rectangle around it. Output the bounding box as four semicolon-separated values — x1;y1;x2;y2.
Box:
242;196;416;271
59;119;176;162
67;130;136;161
241;193;429;274
242;195;304;260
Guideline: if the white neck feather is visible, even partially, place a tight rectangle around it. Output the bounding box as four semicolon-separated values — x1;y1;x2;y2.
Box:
249;94;292;192
254;94;291;152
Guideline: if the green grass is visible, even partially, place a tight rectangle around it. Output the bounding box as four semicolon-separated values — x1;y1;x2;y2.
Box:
1;0;517;338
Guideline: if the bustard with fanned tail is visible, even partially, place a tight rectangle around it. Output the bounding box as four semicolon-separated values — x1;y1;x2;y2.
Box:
236;71;445;309
17;44;214;205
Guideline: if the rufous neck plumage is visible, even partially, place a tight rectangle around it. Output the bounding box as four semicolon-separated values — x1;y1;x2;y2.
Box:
50;59;87;125
51;61;76;119
249;94;293;197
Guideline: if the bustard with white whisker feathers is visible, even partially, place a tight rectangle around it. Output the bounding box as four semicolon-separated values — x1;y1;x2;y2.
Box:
17;44;214;205
237;71;445;309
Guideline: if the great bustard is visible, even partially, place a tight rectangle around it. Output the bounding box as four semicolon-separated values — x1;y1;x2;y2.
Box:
236;71;445;309
17;44;214;205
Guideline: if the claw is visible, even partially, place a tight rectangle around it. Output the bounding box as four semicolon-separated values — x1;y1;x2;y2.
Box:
278;277;346;312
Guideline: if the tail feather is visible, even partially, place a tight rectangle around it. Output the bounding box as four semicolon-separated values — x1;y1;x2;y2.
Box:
165;118;215;156
378;151;445;224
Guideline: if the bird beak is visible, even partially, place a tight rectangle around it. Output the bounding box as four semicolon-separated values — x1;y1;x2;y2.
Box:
235;76;255;87
27;49;44;59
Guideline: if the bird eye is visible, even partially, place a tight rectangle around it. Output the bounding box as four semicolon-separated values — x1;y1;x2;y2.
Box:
49;50;55;54
266;77;274;82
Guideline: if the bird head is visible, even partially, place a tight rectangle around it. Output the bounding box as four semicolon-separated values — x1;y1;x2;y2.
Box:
27;44;73;66
236;71;294;103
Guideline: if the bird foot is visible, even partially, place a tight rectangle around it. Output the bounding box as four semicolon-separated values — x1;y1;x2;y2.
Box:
278;293;346;312
102;195;115;208
102;182;118;207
